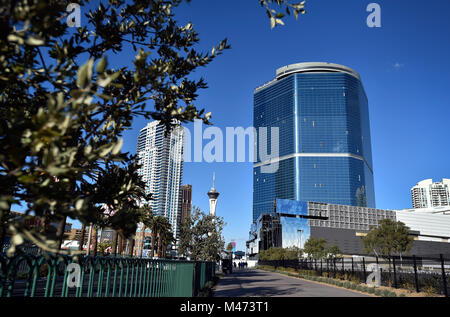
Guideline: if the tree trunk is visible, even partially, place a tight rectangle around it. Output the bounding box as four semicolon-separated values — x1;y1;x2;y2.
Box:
117;233;123;255
151;232;156;258
122;235;127;256
129;238;135;257
0;218;7;250
78;223;86;251
140;227;145;258
56;216;67;252
157;233;162;257
112;231;119;256
91;227;98;257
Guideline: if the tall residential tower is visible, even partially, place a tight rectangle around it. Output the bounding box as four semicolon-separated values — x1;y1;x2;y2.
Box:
253;62;376;222
137;121;184;241
411;179;450;208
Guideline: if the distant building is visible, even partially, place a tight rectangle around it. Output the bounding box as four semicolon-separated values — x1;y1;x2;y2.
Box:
137;121;184;244
411;179;450;208
207;173;219;217
66;228;90;242
180;184;192;224
9;211;72;235
253;62;375;224
247;199;450;259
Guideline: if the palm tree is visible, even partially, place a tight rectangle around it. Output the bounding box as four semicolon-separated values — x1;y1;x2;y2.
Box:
160;227;175;258
91;226;98;257
157;217;172;258
140;204;153;258
112;230;119;256
78;223;86;252
148;216;166;258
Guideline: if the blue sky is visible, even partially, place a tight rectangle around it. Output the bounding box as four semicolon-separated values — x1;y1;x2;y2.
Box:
34;0;450;252
147;0;449;251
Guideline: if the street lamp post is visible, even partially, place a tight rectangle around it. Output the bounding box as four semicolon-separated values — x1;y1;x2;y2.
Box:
297;229;303;249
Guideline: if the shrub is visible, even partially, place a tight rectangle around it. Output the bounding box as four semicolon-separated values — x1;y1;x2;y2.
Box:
374;289;383;296
350;275;360;284
422;286;437;297
381;289;392;297
401;282;415;293
16;272;29;280
39;264;49;277
367;287;375;294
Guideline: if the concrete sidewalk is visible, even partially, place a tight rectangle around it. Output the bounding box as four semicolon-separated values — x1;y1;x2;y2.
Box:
213;269;371;297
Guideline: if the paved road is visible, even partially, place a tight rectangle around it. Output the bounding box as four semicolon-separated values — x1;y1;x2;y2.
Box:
213;269;371;297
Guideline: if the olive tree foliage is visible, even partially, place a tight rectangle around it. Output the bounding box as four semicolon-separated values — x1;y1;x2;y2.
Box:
0;0;231;254
260;0;306;28
361;219;413;261
303;237;327;259
0;0;306;255
259;246;302;261
178;207;225;262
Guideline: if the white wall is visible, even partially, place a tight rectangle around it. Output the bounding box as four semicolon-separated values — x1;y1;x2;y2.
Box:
395;211;450;241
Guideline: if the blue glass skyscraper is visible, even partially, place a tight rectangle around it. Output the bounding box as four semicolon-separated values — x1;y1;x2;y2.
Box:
253;62;375;222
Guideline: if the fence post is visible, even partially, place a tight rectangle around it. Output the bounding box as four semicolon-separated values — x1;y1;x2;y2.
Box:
392;257;398;288
413;255;419;293
320;259;322;276
333;258;336;278
362;257;366;283
440;254;448;297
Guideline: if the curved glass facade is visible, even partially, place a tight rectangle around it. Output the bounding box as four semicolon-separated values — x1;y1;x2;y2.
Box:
253;64;375;222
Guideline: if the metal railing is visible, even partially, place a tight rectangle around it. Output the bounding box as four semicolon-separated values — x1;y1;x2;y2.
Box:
259;253;450;297
0;253;215;297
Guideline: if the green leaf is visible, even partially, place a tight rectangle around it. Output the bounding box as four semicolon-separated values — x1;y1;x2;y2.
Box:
98;71;121;87
96;57;107;73
11;234;24;246
25;36;45;46
111;138;123;155
77;62;88;88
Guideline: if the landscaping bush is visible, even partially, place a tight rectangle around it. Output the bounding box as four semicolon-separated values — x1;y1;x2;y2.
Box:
350;275;360;284
39;264;49;277
422;285;437;297
381;289;392;297
401;282;415;293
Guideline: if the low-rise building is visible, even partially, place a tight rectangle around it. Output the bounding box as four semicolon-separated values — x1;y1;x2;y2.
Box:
247;199;450;259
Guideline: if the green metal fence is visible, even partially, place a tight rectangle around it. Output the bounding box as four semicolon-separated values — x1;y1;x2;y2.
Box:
0;253;216;297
